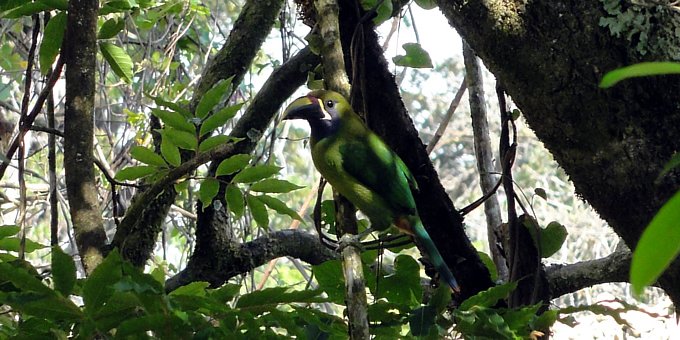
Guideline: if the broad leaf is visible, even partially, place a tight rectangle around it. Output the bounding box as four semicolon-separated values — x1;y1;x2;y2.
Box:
600;62;680;88
0;262;53;295
198;178;219;209
232;165;281;183
98;16;125;39
5;293;83;321
130;146;167;167
151;108;196;133
256;194;302;221
199;102;243;137
361;0;393;25
631;190;680;295
249;178;304;193
0;224;20;238
115;165;157;181
0;237;46;253
460;281;517;311
82;250;123;315
148;93;191;117
216;154;251;176
51;246;76;296
99;42;133;83
246;194;268;227
195;76;234;119
226;185;244;218
198;135;230;153
39;12;66;74
540;221;568;258
161;137;181;167
414;0;437;10
169;281;210;297
1;2;50;18
162;127;197;150
393;43;433;68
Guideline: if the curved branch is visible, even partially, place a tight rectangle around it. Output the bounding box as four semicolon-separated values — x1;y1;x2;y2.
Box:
165;229;336;291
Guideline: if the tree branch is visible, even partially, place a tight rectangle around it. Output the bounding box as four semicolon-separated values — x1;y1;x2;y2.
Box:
546;250;632;298
166;229;336;291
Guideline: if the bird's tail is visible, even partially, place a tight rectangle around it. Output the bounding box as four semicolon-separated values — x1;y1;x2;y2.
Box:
411;217;461;293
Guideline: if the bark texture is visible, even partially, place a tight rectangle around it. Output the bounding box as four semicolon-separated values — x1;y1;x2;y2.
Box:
436;0;680;305
64;0;107;272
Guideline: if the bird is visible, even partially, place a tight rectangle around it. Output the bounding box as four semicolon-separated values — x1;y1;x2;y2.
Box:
283;89;460;292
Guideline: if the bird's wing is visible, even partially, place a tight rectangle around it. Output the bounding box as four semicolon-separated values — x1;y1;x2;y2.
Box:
338;133;417;216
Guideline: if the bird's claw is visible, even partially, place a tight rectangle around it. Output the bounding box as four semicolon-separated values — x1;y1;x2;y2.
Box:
336;233;365;252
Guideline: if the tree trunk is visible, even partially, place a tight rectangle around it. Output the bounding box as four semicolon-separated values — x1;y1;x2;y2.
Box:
436;0;680;305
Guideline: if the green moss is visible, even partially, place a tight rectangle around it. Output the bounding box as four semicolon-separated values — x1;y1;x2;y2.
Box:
600;0;680;59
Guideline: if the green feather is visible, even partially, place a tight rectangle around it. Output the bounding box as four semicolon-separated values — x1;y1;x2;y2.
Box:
283;90;461;292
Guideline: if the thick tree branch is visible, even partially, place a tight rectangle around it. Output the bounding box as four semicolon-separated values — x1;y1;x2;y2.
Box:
546;250;632;298
435;0;680;306
166;229;336;291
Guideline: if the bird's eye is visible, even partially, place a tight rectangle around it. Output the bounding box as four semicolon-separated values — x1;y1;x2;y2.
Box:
326;100;334;108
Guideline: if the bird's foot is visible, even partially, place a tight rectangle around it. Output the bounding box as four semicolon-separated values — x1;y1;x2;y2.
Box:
336;233;365;252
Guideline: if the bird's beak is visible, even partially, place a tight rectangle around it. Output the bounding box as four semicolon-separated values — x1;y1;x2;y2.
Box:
283;95;325;120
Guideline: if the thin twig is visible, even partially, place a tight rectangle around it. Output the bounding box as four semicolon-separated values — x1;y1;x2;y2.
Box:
426;80;467;154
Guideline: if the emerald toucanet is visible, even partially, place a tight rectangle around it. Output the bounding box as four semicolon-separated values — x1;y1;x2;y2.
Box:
283;90;460;292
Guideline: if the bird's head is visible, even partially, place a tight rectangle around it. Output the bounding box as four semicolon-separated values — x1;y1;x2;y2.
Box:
283;90;350;122
283;90;351;140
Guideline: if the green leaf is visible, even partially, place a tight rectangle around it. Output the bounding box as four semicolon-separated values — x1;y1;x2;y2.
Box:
250;178;304;193
246;194;269;227
600;62;680;88
312;260;344;304
92;291;140;332
151;108;196;133
361;0;393;25
195;76;234;119
130;146;168;167
409;305;436;336
198;135;230;153
169;281;210;297
1;2;50;18
631;190;680;295
39;12;66;75
147;93;191;117
540;221;568;258
161;137;181;167
216;154;251;176
198;178;220;209
414;0;437;10
226;185;245;218
236;287;324;310
375;254;422;307
256;194;303;221
232;165;281;183
0;262;53;295
478;251;498;282
162;127;197;150
99;42;133;83
393;43;433;68
115;165;157;181
39;0;68;10
460;281;517;311
199;102;243;137
82;250;123;315
5;293;83;321
534;187;547;201
51;246;76;296
0;225;20;238
0;237;46;253
98;16;125;39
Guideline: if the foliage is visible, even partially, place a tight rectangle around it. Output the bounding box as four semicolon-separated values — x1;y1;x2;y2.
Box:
0;247;343;338
599;62;680;88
